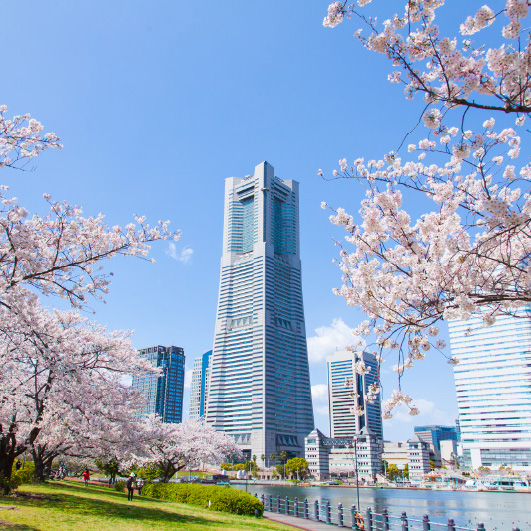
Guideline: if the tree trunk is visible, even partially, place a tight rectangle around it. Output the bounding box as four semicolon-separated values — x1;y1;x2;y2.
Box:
32;446;47;483
0;430;23;495
0;454;15;495
160;461;177;482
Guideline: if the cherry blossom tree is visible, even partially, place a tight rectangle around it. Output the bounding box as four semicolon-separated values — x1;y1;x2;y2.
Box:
0;304;154;490
133;416;242;482
320;0;531;416
0;104;180;490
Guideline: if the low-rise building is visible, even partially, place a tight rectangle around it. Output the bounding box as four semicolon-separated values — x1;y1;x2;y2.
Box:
408;435;431;484
382;441;409;471
305;428;381;482
440;439;459;468
305;428;329;481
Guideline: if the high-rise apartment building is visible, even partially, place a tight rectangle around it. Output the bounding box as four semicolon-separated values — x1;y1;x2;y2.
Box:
189;350;212;420
327;350;383;441
205;161;314;460
448;307;531;471
132;345;185;423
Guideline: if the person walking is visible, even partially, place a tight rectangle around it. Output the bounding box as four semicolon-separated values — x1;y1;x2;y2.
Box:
82;469;90;487
137;477;144;496
127;473;137;501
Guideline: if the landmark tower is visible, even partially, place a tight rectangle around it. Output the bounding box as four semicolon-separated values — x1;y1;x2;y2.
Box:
206;161;314;460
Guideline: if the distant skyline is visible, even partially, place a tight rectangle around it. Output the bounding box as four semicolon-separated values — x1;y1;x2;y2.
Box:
2;0;458;441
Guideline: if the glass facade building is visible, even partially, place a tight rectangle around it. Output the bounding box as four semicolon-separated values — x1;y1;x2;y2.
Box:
327;350;383;441
132;345;185;423
414;425;459;451
448;307;531;471
189;350;212;420
205;161;314;460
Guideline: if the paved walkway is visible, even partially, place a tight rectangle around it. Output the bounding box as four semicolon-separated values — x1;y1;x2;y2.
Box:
263;511;344;531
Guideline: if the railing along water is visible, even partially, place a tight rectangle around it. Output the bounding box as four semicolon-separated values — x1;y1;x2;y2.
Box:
255;493;522;531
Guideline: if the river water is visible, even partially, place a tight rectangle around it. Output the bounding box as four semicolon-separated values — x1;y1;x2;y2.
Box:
232;484;530;531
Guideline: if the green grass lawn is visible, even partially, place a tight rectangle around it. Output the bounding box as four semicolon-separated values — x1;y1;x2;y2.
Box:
0;480;292;531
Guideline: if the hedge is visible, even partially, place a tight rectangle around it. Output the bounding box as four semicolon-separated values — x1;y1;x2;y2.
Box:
142;482;263;517
11;462;35;488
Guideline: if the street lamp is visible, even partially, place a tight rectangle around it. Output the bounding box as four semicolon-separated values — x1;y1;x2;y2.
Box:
353;436;360;510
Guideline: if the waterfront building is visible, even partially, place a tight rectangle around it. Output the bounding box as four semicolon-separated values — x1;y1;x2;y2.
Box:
132;345;185;423
305;428;330;481
303;349;384;481
328;428;382;481
305;428;382;482
327;350;383;441
381;441;409;471
414;425;459;451
448;307;531;471
408;434;431;484
206;161;314;460
189;350;212;420
440;439;459;468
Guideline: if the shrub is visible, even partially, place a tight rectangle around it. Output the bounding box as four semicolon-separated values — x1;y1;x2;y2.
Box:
114;480;126;492
142;482;262;517
10;462;35;489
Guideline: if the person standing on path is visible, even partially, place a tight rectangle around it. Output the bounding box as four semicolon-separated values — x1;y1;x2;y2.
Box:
137;477;144;496
82;469;90;487
127;473;137;501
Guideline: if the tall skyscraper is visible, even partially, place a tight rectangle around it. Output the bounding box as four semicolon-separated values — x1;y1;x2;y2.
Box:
448;307;531;471
206;161;314;460
327;350;383;441
132;345;185;423
189;350;212;420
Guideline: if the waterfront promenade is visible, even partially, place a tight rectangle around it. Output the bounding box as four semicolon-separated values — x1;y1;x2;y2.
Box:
234;484;530;531
264;511;338;531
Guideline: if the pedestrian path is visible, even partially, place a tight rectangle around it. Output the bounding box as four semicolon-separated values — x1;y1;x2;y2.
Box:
263;511;342;531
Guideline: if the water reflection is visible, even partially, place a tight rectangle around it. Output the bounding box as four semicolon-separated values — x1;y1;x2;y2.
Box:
233;484;530;530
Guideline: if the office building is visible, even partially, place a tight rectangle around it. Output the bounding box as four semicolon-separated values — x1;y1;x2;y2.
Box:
206;161;314;460
132;345;185;423
327;350;383;441
414;425;459;451
189;350;212;420
449;307;531;471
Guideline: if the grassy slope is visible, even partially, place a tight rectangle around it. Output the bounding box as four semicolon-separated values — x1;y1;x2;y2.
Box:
0;480;291;531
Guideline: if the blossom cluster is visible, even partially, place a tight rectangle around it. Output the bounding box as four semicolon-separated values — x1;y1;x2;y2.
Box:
321;0;531;416
0;188;180;310
323;0;531;114
0;105;61;169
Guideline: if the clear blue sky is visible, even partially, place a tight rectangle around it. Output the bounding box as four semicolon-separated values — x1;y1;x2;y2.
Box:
2;0;460;441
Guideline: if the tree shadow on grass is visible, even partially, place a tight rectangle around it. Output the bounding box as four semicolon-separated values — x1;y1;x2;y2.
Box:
10;481;222;529
0;519;41;531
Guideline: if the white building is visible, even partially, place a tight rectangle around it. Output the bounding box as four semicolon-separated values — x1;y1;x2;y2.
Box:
440;439;458;468
305;428;330;481
408;435;431;484
449;308;531;471
189;351;212;420
327;350;383;441
189;357;202;420
328;428;382;482
381;441;409;471
206;162;314;460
